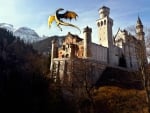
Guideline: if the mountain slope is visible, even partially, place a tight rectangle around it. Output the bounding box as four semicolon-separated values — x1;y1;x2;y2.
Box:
32;36;65;55
0;23;15;32
14;27;40;43
0;23;41;43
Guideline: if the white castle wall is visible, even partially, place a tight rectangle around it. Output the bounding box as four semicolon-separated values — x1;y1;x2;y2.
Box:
90;43;108;63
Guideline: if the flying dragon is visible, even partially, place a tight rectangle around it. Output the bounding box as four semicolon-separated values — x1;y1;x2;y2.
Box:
48;8;81;33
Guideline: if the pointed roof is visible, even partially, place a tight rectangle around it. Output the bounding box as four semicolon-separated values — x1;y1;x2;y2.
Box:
137;16;143;25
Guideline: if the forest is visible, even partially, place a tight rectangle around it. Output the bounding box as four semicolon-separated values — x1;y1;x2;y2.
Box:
0;28;72;113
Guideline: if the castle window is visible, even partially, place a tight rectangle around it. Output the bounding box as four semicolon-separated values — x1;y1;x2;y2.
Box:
101;21;103;26
63;45;65;50
104;20;106;25
66;54;69;58
97;22;100;27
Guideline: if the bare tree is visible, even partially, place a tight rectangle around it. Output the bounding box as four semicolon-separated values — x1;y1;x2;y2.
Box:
50;59;96;113
70;60;96;113
126;25;150;59
136;41;150;112
126;25;150;112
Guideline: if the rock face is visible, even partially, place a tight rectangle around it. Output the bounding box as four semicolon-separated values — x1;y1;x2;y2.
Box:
0;23;40;43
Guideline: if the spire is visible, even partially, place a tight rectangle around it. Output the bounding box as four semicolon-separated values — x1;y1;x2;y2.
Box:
136;16;143;30
136;16;145;41
137;16;142;25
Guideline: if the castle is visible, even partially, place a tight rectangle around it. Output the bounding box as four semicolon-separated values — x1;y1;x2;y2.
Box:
50;6;147;84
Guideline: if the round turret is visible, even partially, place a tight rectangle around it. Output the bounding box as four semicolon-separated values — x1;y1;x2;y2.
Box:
83;26;92;33
83;26;92;43
83;26;92;58
122;29;128;36
99;6;110;18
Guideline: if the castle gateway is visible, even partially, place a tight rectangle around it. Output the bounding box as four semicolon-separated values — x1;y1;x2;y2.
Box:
50;6;147;84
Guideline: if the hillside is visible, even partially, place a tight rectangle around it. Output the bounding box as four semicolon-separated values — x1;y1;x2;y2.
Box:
32;36;65;55
96;67;143;89
92;67;148;113
0;28;68;113
94;86;148;113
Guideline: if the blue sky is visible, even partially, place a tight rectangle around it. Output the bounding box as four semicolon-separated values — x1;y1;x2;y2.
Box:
0;0;150;43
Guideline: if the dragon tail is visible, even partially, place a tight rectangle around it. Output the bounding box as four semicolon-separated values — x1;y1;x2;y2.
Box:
60;21;81;33
55;11;81;33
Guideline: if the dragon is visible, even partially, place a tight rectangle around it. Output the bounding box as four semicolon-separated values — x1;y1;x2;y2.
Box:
48;8;81;33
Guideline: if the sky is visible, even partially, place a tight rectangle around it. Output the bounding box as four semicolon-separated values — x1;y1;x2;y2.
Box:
0;0;150;43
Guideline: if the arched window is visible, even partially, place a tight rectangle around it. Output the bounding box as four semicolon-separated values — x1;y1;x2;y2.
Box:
104;20;106;25
101;21;103;26
66;54;69;58
97;22;100;27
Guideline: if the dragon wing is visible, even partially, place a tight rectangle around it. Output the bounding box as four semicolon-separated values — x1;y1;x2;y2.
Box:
48;15;55;28
63;11;78;20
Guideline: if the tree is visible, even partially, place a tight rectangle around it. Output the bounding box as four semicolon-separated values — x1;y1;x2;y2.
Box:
126;25;150;112
0;28;70;113
136;41;150;113
126;25;150;59
66;59;96;113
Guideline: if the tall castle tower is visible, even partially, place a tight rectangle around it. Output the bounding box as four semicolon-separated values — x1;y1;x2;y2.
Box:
96;6;113;47
136;16;147;65
83;26;92;58
96;6;114;64
136;16;145;41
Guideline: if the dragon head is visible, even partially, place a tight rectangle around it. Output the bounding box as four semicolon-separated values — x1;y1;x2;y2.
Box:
56;8;64;13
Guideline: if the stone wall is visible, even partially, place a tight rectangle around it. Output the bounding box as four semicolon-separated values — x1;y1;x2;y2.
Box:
90;43;108;63
51;58;107;85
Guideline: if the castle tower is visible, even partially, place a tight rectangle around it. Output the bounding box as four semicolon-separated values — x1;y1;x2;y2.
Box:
50;39;58;70
136;16;148;65
136;16;145;41
96;6;114;64
96;6;113;47
83;26;92;58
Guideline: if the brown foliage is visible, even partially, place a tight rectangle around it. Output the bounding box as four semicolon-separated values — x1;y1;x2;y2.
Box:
94;86;148;113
